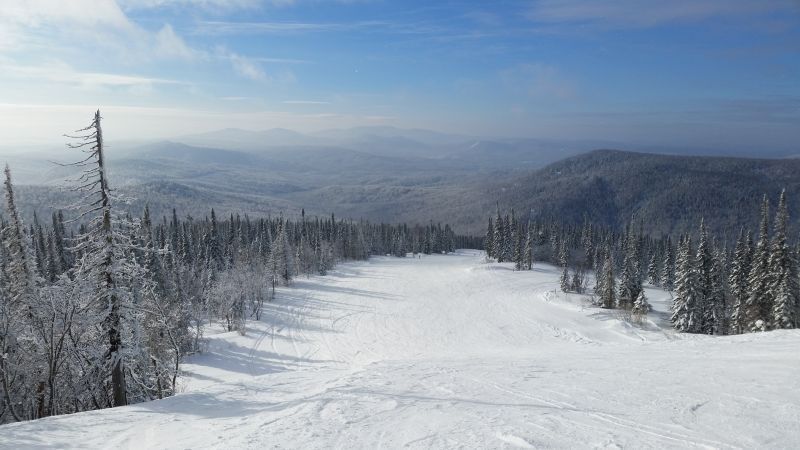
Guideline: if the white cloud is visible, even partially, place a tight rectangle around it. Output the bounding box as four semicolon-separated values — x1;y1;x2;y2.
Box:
0;0;199;63
154;24;201;60
230;54;268;81
214;48;268;81
1;61;182;88
0;0;134;29
213;47;299;82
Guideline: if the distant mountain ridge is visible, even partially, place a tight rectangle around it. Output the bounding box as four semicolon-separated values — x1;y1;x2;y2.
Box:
482;149;800;238
8;136;800;239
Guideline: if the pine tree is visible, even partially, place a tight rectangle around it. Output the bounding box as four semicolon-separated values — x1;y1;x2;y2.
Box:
484;217;494;260
729;229;752;334
493;207;505;262
631;289;651;323
269;219;293;292
560;259;570;296
707;246;728;335
769;190;798;329
695;219;714;333
660;242;675;291
600;250;615;309
647;253;659;286
207;209;223;270
523;225;533;270
744;195;773;332
672;236;701;333
1;164;40;421
618;229;641;310
558;239;570;292
513;222;524;271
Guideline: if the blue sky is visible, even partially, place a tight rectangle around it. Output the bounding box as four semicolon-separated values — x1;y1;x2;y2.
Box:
0;0;798;151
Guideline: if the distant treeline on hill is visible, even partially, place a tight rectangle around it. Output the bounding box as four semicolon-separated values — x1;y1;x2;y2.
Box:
485;149;800;239
486;191;799;335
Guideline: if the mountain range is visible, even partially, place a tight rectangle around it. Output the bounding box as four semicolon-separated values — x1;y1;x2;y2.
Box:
6;126;799;238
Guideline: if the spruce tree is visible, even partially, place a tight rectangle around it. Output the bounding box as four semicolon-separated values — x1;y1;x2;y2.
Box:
744;196;773;332
660;243;675;291
729;229;752;334
484;217;494;260
672;236;701;333
695;219;714;333
769;190;798;329
618;230;641;310
493;208;505;263
632;289;651;322
707;246;728;335
600;250;615;309
523;225;533;270
647;253;659;286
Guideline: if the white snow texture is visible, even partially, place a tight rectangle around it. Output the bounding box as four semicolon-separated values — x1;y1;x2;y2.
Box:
1;251;798;449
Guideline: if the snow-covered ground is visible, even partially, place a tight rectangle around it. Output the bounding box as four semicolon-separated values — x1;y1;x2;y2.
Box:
2;250;799;449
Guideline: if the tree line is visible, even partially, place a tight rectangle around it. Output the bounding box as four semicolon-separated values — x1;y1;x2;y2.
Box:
485;196;799;333
0;111;477;424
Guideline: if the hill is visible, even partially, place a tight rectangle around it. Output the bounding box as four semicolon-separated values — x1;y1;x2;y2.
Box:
480;150;800;237
9;142;800;239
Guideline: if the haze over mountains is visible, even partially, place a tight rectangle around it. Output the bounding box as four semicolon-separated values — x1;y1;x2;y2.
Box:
5;125;799;237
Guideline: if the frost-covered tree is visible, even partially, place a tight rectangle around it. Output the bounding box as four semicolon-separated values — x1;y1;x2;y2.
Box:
631;289;650;324
1;164;40;421
62;111;131;407
523;225;533;270
660;243;675;291
493;208;505;262
559;240;570;292
484;217;494;260
672;236;701;333
599;249;616;309
769;190;798;329
618;229;642;310
695;220;714;333
729;229;752;334
706;246;728;335
744;196;773;332
647;254;659;286
269;218;293;293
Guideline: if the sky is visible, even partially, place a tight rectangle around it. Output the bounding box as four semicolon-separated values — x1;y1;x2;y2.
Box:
0;0;798;151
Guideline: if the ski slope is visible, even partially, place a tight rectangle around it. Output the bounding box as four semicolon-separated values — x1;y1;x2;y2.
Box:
2;251;799;449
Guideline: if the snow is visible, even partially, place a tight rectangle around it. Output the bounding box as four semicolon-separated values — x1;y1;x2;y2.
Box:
2;250;799;449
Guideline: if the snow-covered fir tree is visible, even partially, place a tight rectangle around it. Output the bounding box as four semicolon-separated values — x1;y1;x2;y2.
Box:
631;289;651;323
769;190;798;329
617;227;642;310
744;196;773;332
728;229;753;334
599;248;616;309
660;242;675;291
672;236;702;333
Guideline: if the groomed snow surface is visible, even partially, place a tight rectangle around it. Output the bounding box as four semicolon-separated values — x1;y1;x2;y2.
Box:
2;251;799;449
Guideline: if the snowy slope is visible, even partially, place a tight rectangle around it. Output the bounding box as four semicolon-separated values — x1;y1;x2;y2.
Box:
2;251;799;449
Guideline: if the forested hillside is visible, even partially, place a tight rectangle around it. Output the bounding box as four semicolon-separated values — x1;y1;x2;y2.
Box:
8;143;800;240
485;150;800;238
